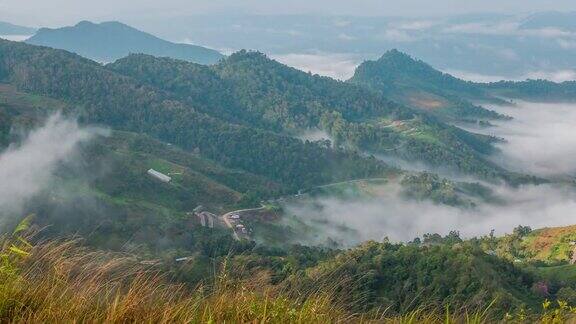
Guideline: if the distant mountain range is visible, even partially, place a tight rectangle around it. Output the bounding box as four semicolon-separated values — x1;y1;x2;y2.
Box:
0;21;36;35
520;11;576;31
140;12;576;78
26;21;224;64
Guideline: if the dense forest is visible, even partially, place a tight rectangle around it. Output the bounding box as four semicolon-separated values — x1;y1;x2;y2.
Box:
107;50;518;181
0;39;396;193
484;79;576;101
349;49;508;122
2;37;576;321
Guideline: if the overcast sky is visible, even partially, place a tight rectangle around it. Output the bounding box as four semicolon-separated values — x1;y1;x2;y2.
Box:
1;0;575;27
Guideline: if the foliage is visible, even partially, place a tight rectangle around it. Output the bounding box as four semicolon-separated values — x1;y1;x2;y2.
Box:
485;79;576;101
0;40;396;193
108;51;519;182
0;239;570;323
289;241;540;315
349;49;507;122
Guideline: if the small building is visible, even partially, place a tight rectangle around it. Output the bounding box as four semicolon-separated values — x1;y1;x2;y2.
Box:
230;214;240;220
147;169;172;183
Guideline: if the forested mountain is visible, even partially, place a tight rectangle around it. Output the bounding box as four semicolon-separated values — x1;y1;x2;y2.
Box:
26;21;224;64
292;240;539;314
0;21;36;35
351;49;576;104
2;27;576;322
108;51;516;181
484;79;576;101
349;49;506;122
0;39;393;192
520;11;576;31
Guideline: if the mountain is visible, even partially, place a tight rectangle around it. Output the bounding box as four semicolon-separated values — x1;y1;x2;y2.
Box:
520;11;576;31
0;81;285;251
2;33;576;321
0;39;393;193
26;21;223;64
0;21;35;35
483;79;576;101
108;51;520;181
349;49;507;123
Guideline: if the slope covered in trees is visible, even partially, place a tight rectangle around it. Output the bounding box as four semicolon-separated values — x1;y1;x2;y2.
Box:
108;51;515;181
26;21;223;64
484;79;576;101
0;39;394;193
349;49;507;123
292;240;540;314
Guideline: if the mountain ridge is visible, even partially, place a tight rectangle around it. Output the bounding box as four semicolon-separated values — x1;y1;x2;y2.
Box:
26;20;224;64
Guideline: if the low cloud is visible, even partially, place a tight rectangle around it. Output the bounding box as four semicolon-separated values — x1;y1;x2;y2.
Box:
272;52;361;80
0;114;102;215
446;69;576;83
283;182;576;246
481;102;576;177
379;29;414;42
297;129;333;143
283;101;576;246
443;21;574;39
0;35;31;41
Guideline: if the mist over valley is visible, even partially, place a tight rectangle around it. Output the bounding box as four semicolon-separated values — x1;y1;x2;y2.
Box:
2;3;576;321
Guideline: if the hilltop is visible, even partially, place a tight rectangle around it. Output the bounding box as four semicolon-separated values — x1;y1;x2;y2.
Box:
349;49;507;123
26;21;223;64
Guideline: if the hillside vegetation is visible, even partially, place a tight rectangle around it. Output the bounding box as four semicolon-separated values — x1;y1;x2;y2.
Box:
0;229;573;323
0;39;393;192
349;50;507;123
107;51;517;181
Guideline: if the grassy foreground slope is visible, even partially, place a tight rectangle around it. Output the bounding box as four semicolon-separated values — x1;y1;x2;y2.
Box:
0;233;572;323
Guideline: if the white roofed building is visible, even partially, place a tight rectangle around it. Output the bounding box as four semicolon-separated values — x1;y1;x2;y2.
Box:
147;169;172;183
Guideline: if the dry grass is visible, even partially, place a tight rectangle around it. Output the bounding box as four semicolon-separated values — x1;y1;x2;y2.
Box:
0;239;565;323
0;240;356;323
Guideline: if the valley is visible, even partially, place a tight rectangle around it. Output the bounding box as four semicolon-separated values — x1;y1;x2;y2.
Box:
2;12;576;321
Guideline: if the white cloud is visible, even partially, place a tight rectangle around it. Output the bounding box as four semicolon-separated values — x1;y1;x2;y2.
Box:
483;102;576;176
446;69;576;83
337;33;356;41
0;35;31;41
272;52;361;80
443;21;575;39
379;29;414;42
285;101;576;246
395;20;438;31
284;181;576;245
524;70;576;82
0;114;102;215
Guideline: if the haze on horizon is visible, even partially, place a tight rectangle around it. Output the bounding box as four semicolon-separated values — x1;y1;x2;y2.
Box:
1;0;576;27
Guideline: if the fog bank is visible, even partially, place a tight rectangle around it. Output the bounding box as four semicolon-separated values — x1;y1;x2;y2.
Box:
0;114;100;215
479;101;576;177
284;101;576;246
284;182;576;246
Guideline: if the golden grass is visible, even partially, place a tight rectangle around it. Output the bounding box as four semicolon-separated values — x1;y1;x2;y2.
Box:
0;239;568;323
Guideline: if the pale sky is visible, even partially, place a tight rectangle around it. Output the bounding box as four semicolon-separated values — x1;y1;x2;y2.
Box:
0;0;574;27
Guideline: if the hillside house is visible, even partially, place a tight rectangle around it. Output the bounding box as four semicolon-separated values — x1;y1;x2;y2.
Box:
147;169;172;183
